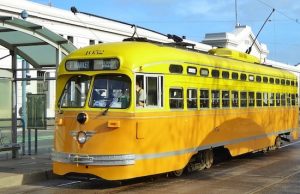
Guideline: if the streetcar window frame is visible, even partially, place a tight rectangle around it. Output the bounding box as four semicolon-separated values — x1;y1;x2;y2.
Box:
187;88;198;109
231;91;239;108
291;94;296;106
249;75;254;82
169;64;183;74
232;72;239;80
291;81;295;86
58;75;91;108
211;69;220;78
256;76;262;82
287;93;291;106
240;73;247;81
276;93;280;106
187;66;197;75
200;89;210;109
200;68;209;77
90;74;131;109
222;71;229;79
248;92;255;107
211;90;220;108
263;92;269;107
270;93;275;107
240;91;247;107
169;88;184;109
222;90;230;108
256;92;262;107
263;77;268;83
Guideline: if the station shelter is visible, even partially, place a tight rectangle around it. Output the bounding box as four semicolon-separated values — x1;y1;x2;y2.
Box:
0;16;75;158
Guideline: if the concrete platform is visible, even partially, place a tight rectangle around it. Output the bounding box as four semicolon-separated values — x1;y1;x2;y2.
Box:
0;153;54;189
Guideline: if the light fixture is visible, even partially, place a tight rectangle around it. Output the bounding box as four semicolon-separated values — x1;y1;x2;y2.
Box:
77;131;87;144
20;10;28;20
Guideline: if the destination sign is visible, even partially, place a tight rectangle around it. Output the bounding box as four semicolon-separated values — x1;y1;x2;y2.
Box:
65;58;119;71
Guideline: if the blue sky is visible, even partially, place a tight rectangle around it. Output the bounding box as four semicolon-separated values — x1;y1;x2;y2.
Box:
31;0;300;65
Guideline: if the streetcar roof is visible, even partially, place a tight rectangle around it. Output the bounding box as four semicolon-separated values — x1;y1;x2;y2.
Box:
58;41;296;80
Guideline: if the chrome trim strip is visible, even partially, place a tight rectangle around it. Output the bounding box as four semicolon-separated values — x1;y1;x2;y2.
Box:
53;128;297;165
135;128;297;160
52;152;135;166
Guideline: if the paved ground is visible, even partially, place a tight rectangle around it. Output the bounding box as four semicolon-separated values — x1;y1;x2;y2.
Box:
1;140;300;194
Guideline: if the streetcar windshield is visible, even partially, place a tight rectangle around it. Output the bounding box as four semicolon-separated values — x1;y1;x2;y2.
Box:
90;74;131;109
59;75;91;108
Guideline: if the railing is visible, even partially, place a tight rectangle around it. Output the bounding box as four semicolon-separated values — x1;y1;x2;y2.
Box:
0;118;25;156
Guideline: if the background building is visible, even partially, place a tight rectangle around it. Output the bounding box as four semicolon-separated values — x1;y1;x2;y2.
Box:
0;0;298;120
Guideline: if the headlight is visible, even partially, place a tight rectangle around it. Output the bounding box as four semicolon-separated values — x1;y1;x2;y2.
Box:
77;131;87;144
77;112;87;124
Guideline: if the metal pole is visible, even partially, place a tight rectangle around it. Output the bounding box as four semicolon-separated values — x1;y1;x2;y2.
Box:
28;127;31;155
35;129;37;154
11;49;18;158
21;60;27;155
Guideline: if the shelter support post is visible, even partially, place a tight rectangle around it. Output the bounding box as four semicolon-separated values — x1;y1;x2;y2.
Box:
21;60;27;155
11;49;18;158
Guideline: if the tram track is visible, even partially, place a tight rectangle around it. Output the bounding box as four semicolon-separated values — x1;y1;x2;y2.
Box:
51;139;300;192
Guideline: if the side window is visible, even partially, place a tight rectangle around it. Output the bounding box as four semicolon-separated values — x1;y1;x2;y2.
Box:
240;91;247;107
212;70;220;78
187;89;197;109
248;92;255;107
296;94;298;105
256;76;262;82
275;78;280;85
270;93;275;106
231;91;239;107
291;94;296;106
281;93;286;106
169;88;183;109
256;92;262;107
240;73;247;81
281;79;285;85
200;68;209;77
222;91;230;108
211;90;220;108
136;74;163;108
145;76;163;107
270;78;274;84
286;80;291;86
263;77;268;83
222;71;229;79
263;92;268;106
276;93;280;106
187;66;197;75
249;75;254;82
232;72;239;80
169;64;183;74
287;93;291;106
200;89;209;108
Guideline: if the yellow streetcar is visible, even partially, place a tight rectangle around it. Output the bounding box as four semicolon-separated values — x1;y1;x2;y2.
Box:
52;40;298;180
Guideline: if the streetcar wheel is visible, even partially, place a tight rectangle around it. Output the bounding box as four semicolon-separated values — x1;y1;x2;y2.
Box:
172;169;184;177
204;149;214;169
275;136;281;149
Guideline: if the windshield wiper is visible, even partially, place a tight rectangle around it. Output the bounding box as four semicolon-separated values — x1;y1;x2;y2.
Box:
102;98;114;116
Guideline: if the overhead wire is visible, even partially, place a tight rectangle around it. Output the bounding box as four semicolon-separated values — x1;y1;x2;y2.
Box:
256;0;300;24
